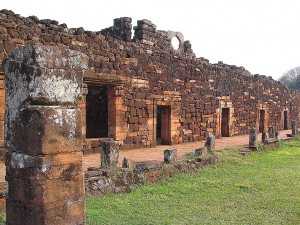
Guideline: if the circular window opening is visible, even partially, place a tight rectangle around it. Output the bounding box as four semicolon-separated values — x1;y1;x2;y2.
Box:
171;36;180;50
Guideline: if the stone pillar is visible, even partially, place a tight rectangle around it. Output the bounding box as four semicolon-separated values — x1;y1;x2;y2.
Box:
164;148;177;163
292;120;297;136
275;131;280;141
195;147;207;157
100;140;119;168
205;132;215;152
249;128;257;147
262;131;268;144
122;157;129;168
4;44;87;225
268;126;274;139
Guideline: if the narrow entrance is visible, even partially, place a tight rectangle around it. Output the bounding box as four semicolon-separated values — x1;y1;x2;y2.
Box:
259;110;265;132
284;111;288;130
156;105;171;145
86;86;108;138
221;108;230;137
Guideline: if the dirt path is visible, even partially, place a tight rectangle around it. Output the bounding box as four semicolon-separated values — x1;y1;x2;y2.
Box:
83;129;292;170
0;129;292;181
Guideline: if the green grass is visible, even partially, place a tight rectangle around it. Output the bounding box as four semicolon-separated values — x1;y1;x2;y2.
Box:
87;139;300;225
0;214;5;225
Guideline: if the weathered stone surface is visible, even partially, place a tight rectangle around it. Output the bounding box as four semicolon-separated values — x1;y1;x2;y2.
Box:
122;157;129;168
6;197;85;225
100;140;119;168
292;120;298;136
164;148;177;163
135;160;164;171
1;9;300;151
4;44;87;152
8;43;88;70
268;126;274;138
6;107;82;155
7;173;84;205
275;131;280;141
4;44;87;225
262;131;268;144
205;132;215;152
195;147;207;157
4;44;86;106
249;128;257;147
85;156;218;195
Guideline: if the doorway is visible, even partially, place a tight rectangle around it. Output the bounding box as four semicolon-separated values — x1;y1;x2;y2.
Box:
86;86;108;138
156;105;171;145
259;110;265;132
284;111;288;130
221;108;230;137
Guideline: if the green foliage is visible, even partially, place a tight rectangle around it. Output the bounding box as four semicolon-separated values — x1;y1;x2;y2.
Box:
288;75;300;90
87;140;300;225
279;66;300;90
0;215;5;225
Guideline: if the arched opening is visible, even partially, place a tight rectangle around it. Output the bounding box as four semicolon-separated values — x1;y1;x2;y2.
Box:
171;36;180;50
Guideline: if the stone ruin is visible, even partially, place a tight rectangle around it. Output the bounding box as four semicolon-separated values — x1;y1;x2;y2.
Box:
1;8;300;224
0;39;221;224
4;44;86;224
0;9;300;154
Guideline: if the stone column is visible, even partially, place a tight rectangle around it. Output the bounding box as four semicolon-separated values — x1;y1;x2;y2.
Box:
205;132;215;152
4;44;87;225
195;147;207;157
249;128;257;147
292;120;297;136
262;131;268;144
164;148;177;163
275;131;280;141
100;140;119;168
268;126;274;139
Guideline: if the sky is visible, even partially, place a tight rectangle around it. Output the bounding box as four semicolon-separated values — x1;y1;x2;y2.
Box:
2;0;300;80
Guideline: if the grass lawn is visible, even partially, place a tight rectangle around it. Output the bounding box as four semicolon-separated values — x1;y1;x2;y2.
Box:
0;215;4;225
87;139;300;225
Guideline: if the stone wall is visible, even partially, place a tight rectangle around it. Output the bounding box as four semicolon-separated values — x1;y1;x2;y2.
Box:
0;156;218;198
86;156;218;195
1;9;300;149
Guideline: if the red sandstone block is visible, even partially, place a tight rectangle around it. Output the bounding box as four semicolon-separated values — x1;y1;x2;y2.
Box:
0;97;4;105
130;107;136;116
5;62;85;101
8;173;85;205
6;196;85;225
6;151;83;180
128;124;135;133
7;107;82;155
0;52;4;61
4;40;15;53
133;124;139;132
146;170;163;183
0;41;4;51
6;153;83;184
139;117;148;124
7;43;87;71
128;116;139;124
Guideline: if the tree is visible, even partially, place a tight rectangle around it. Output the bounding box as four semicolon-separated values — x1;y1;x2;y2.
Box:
279;66;300;90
